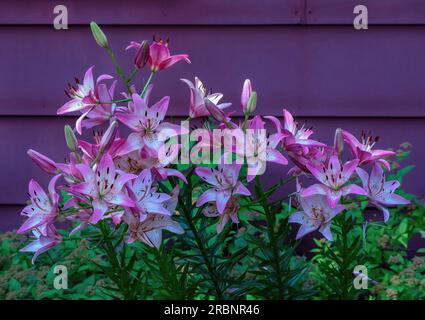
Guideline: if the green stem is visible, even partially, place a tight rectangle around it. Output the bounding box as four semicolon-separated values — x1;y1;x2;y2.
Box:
98;221;133;299
140;72;155;98
255;176;285;299
126;68;139;84
160;177;224;299
106;47;132;93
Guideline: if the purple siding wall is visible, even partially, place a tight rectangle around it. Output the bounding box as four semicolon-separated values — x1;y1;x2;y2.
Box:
1;0;424;230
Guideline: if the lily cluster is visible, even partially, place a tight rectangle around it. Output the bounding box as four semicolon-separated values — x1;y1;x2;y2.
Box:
18;23;409;264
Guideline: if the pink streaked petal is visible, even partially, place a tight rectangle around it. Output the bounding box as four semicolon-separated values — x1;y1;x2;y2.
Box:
306;163;327;185
216;190;231;214
90;199;109;224
217;214;230;234
195;167;219;186
264;115;282;133
126;41;141;51
75;163;95;182
222;163;241;185
17;214;45;234
355;167;369;190
288;211;306;224
326;189;342;208
96;74;114;84
149;42;171;67
57;99;86;114
28;180;49;209
370;163;384;194
282;109;295;133
149;96;170;121
162;168;188;183
329;204;346;219
341;184;367;197
296;224;317;240
370;149;396;159
266;148;288;165
342;130;362;154
234;182;251;196
267;133;285;149
115;112;143;131
143;201;171;216
105;192;136;208
115;173;138;190
119;132;144;155
97;154;115;182
83;66;95;88
196;188;217;207
340;159;359;184
377;193;410;206
377;205;391;222
376;159;391;171
75;107;94;135
158;54;191;71
134;169;152;191
319;223;333;241
301;184;328;197
71;182;96;197
383;180;400;193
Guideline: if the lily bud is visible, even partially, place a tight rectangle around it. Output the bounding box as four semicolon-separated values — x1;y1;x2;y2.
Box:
241;79;252;113
334;128;344;156
204;98;226;123
27;149;58;174
90;21;109;49
247;91;257;114
134;40;150;69
98;121;118;156
64;125;78;152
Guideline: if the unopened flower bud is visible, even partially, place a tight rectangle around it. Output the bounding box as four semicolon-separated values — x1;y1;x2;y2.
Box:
247;91;257;114
90;21;109;49
64;125;78;152
98;121;118;155
134;40;150;69
204;98;226;123
27;149;58;174
241;79;252;113
334;128;344;156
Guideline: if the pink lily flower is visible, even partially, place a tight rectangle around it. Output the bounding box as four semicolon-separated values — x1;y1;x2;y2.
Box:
124;212;184;248
287;145;335;175
125;169;173;221
301;155;366;208
79;80;120;130
265;109;325;153
116;147;187;183
116;93;181;152
17;174;61;235
70;154;137;224
27;149;59;175
203;196;241;234
343;130;395;170
20;224;62;264
123;185;183;248
195;163;251;214
289;195;345;241
57;66;113;116
127;38;190;72
240;116;288;182
356;164;410;222
63;197;93;236
181;77;231;118
78;126;128;163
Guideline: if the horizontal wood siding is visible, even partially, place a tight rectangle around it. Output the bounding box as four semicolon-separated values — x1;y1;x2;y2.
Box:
0;0;424;231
